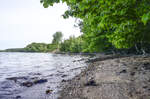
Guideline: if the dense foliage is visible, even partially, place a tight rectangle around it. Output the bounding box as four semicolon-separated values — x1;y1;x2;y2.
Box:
60;36;85;53
24;32;63;52
41;0;150;54
52;31;63;45
3;35;85;53
3;43;56;52
4;48;26;52
25;43;48;52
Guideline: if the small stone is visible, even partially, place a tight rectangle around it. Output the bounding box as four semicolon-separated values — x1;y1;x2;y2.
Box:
130;72;135;76
62;79;67;82
134;67;138;70
34;79;48;84
72;60;76;62
135;91;141;94
144;62;150;66
143;62;150;70
22;82;33;87
6;76;27;82
61;75;67;78
143;86;148;89
31;77;38;80
119;69;127;73
46;89;53;94
34;73;41;75
84;80;97;86
77;77;80;80
16;95;21;99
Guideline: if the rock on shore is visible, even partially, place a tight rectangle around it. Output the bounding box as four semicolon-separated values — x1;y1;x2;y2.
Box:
58;55;150;99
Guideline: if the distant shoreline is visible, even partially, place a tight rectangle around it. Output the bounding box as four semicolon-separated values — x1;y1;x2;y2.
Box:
0;51;96;56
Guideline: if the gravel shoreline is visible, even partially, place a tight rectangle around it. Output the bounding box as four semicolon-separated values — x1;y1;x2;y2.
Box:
58;55;150;99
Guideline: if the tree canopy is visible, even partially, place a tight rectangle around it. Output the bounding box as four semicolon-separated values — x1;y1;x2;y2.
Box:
41;0;150;53
60;36;84;52
52;31;63;44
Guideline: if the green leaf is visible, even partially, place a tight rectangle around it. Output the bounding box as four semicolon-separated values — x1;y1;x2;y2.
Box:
142;12;150;25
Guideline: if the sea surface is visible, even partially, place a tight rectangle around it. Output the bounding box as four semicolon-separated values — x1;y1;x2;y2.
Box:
0;52;87;99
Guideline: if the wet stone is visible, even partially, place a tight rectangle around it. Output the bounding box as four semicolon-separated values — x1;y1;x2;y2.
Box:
143;86;148;89
61;75;68;78
31;77;38;80
33;79;48;84
6;77;28;82
130;72;135;76
33;73;41;75
62;79;67;82
16;95;21;99
119;69;127;74
134;67;138;70
143;62;150;70
28;72;42;75
21;82;33;87
46;89;53;94
84;80;97;86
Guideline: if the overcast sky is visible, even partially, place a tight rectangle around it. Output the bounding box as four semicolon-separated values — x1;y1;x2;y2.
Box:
0;0;81;50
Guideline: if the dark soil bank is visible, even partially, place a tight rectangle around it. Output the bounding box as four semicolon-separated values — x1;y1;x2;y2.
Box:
58;55;150;99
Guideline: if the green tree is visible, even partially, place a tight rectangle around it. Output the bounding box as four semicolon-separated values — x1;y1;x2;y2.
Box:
41;0;150;54
25;43;48;52
52;31;63;45
60;36;84;53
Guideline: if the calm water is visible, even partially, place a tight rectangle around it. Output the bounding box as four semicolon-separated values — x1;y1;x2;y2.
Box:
0;52;87;99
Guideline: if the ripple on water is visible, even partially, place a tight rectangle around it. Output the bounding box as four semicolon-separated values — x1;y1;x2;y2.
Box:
0;52;87;99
